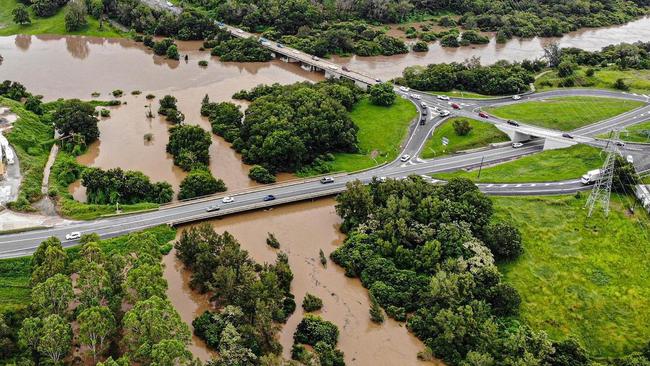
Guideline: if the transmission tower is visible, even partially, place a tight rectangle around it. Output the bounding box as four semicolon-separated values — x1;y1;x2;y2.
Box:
586;129;621;217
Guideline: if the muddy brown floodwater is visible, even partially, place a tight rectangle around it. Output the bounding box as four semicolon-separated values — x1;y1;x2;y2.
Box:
164;198;443;365
0;35;318;200
332;16;650;80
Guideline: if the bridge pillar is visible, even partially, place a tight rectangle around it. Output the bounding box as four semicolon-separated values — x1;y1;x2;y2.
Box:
496;125;533;142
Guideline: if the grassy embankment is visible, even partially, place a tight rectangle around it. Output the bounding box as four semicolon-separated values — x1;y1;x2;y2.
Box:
421;117;509;159
485;96;644;131
2;98;158;219
324;97;418;173
494;194;650;358
598;121;650;143
535;67;650;95
434;144;604;183
0;225;176;314
0;0;122;37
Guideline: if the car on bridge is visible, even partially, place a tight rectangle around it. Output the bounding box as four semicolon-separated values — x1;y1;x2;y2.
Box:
400;154;411;162
277;43;283;48
312;56;320;61
512;142;524;148
451;103;460;109
437;95;450;101
506;120;520;126
478;111;489;118
342;66;350;72
562;133;574;139
320;177;335;184
328;65;338;70
222;196;235;203
65;231;81;240
263;195;276;202
205;205;220;212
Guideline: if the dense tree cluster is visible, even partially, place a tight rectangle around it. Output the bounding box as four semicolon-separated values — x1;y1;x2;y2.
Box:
0;80;29;101
209;37;273;62
220;81;362;174
273;21;407;57
52;99;100;153
176;224;296;362
292;315;345;365
329;177;552;365
166;124;212;171
81;167;174;204
368;82;396;106
31;0;68;17
1;231;195;365
399;60;537;95
178;168;227;200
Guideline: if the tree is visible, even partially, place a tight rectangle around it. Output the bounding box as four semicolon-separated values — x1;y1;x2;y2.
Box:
38;314;72;364
31;273;74;317
25;95;43;114
78;306;116;361
557;61;575;77
486;283;521;316
31;238;67;284
166;125;212;171
178;168;226;200
53;99;100;146
65;0;88;31
77;261;112;308
544;338;589;366
215;324;257;366
302;293;323;312
124;263;168;303
484;222;523;261
248;165;276;184
166;45;180;60
369;82;396;106
453;119;473;136
440;34;460;47
614;78;629;91
12;5;30;25
543;42;562;67
369;293;384;323
150;339;195;366
18;317;42;352
122;296;191;360
158;95;178;115
412;41;429;52
613;155;639;193
294;315;339;347
335;180;374;232
32;0;66;17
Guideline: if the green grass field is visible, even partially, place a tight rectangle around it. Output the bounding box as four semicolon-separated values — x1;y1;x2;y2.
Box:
495;194;650;358
535;67;650;95
0;0;122;37
421;117;509;158
0;225;175;314
434;144;604;183
598;121;650;143
485;96;644;131
326;97;417;172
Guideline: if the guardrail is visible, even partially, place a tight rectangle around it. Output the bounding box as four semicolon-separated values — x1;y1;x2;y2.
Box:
167;186;346;226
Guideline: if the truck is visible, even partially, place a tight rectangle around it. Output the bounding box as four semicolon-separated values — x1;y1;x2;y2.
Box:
581;169;601;185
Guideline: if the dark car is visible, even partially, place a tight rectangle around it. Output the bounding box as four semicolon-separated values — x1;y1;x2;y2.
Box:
342;66;350;72
420;117;426;125
451;103;460;110
506;120;520;127
205;205;220;212
422;108;428;115
263;195;276;201
615;141;625;147
276;43;283;48
562;133;574;139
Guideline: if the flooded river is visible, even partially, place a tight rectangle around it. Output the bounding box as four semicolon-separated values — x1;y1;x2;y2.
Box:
164;198;439;365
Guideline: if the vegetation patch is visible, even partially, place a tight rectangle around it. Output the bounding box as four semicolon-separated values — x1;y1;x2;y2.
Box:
327;97;417;173
422;117;509;159
435;144;604;183
494;194;650;357
486;96;644;131
599;120;650;143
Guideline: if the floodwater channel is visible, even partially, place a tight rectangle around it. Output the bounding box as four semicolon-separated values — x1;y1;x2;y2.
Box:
164;198;441;365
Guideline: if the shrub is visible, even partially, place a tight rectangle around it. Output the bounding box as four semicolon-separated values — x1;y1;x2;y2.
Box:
294;315;339;347
453;119;473;136
485;222;523;261
266;233;281;249
412;41;429;52
614;78;629;91
302;293;323;312
112;89;123;97
440;34;459;47
369;82;396;106
146;94;156;100
198;60;208;67
99;109;110;117
178;168;226;200
248;165;276;184
131;90;142;95
166;45;180;60
585;68;595;77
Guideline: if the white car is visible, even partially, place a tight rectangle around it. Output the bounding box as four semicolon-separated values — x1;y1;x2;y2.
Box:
65;232;81;240
327;65;338;70
412;94;421;100
236;29;244;33
377;176;387;182
166;1;173;6
437;95;450;101
293;50;300;54
222;196;235;203
512;142;524;148
439;110;450;117
627;155;634;164
512;95;521;100
400;154;411;162
399;86;410;92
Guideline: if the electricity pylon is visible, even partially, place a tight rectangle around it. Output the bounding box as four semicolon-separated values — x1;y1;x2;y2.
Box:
586;130;620;217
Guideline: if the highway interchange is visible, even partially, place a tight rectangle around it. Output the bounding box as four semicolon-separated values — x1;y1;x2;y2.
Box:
1;2;649;256
1;84;649;257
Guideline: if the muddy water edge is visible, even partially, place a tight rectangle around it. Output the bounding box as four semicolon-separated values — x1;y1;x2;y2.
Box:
163;198;441;365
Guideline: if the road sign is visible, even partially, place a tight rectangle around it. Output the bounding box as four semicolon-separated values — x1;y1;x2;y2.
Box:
442;137;449;146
